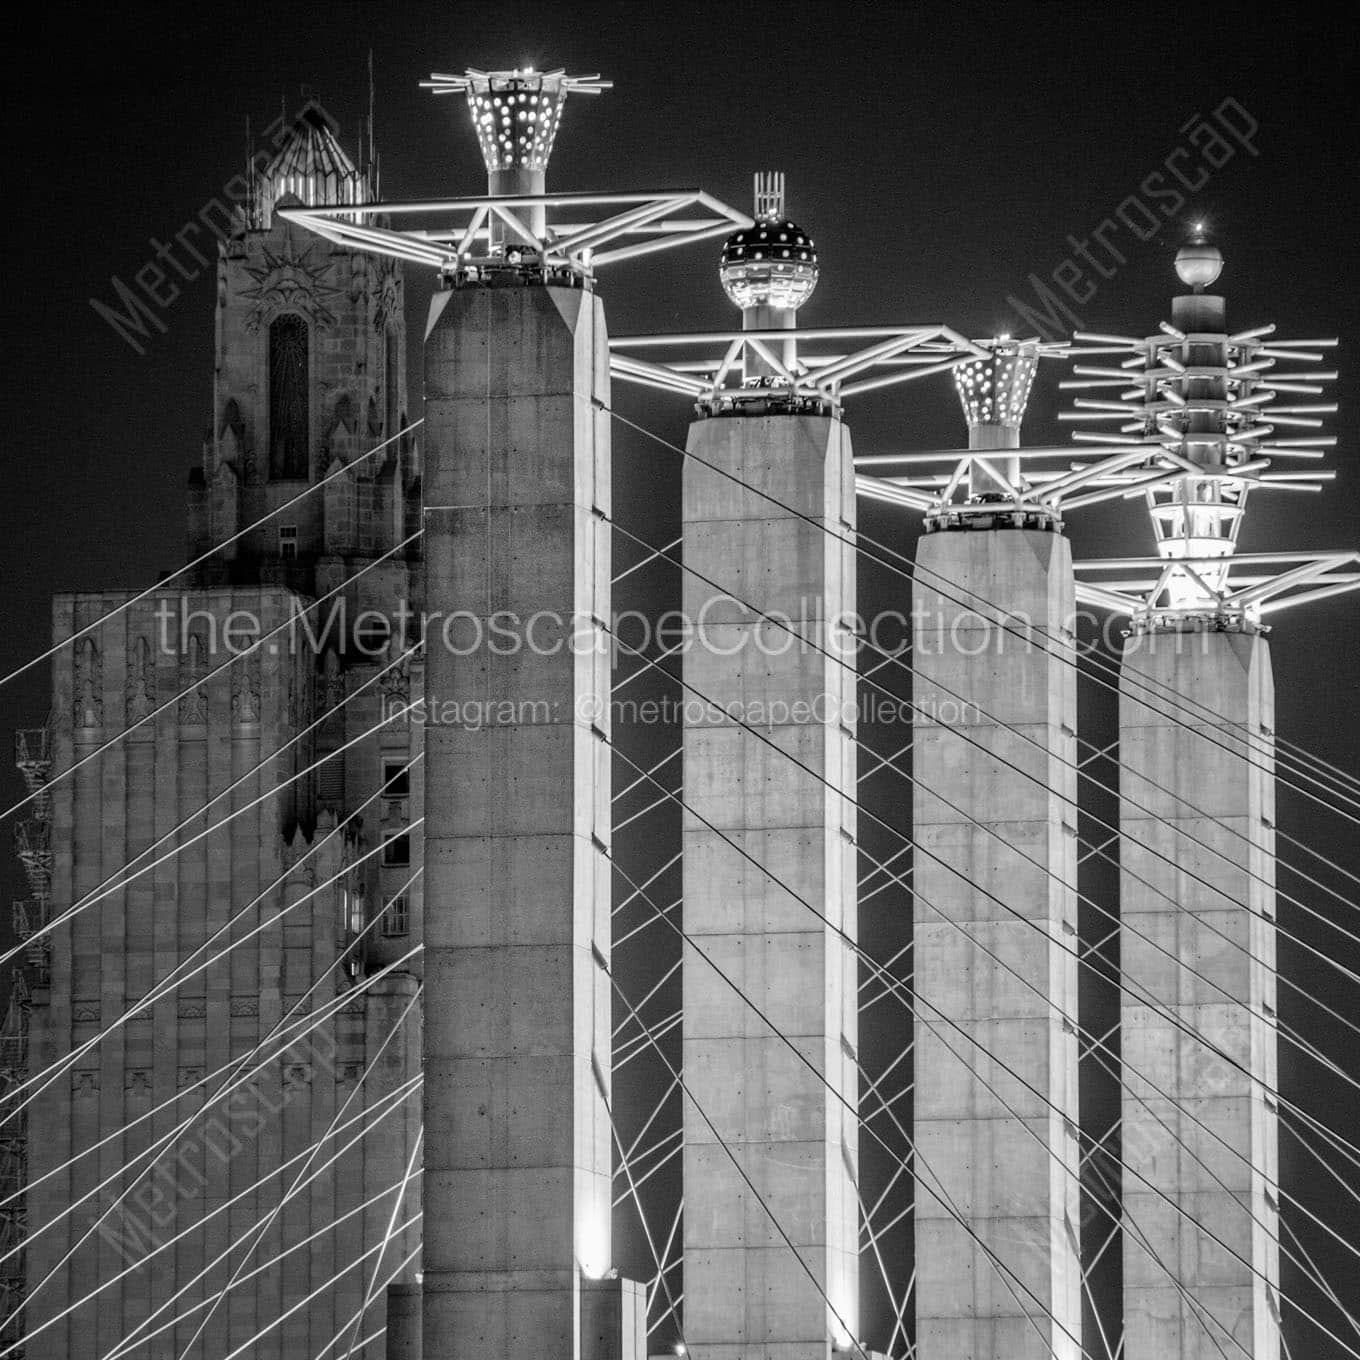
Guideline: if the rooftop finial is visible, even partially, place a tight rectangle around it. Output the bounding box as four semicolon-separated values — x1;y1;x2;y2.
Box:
1175;220;1224;291
753;171;785;222
420;67;610;177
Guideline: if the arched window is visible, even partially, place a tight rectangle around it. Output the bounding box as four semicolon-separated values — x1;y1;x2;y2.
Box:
269;313;310;479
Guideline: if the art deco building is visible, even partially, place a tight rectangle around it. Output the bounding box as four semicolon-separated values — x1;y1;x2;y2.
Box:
3;102;424;1359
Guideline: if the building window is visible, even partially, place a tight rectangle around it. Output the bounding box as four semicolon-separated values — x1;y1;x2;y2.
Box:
382;760;410;799
341;886;364;936
382;833;410;867
382;894;410;938
269;313;309;479
279;524;298;559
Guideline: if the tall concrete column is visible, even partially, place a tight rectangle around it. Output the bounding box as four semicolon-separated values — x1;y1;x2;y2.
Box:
682;413;860;1360
911;526;1082;1360
1119;627;1279;1360
421;283;637;1359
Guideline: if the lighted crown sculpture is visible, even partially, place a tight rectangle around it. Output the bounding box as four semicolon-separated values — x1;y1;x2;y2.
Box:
718;170;820;315
1063;232;1360;626
852;334;1173;530
611;172;984;415
281;68;750;284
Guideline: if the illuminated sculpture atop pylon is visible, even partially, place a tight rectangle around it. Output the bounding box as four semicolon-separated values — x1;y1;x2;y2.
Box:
952;340;1040;446
422;67;609;177
420;67;608;249
283;68;747;284
718;171;820;319
1067;229;1358;1360
1065;228;1359;625
610;171;981;415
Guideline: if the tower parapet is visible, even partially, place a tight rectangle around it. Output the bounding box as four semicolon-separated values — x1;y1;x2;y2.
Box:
190;102;415;593
251;100;371;230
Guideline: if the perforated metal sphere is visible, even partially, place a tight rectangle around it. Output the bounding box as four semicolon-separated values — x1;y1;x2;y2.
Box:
1175;241;1224;289
719;218;819;311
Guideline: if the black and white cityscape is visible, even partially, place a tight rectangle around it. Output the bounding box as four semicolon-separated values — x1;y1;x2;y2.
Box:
2;4;1358;1358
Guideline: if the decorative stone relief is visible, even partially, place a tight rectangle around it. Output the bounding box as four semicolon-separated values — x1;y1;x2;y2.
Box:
126;635;155;722
239;239;342;332
231;658;261;726
73;638;102;729
372;257;401;334
179;633;209;726
283;1062;312;1089
380;655;410;706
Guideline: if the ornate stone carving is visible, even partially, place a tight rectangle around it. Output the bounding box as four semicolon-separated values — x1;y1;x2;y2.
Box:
231;658;260;726
125;1069;151;1095
72;1070;98;1097
179;632;209;726
177;999;206;1020
218;397;247;446
217;397;255;481
177;1066;204;1091
73;637;102;729
126;635;155;722
229;997;260;1018
380;655;410;706
283;1062;312;1089
372;256;401;333
239;239;342;332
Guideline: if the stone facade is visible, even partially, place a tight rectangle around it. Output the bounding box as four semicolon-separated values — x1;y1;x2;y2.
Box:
9;107;424;1358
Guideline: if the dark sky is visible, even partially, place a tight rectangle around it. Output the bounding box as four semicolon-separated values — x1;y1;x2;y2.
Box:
3;1;1358;1354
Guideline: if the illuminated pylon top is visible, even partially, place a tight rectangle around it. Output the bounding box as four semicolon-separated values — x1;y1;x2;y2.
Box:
852;335;1184;530
419;67;610;173
610;325;985;417
953;339;1041;436
609;170;981;416
719;171;820;317
281;64;749;285
1061;230;1359;629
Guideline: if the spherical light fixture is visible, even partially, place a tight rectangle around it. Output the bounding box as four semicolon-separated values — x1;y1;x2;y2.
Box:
1175;240;1224;291
719;216;820;312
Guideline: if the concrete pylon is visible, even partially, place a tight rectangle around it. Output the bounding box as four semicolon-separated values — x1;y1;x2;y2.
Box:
910;526;1083;1360
1119;628;1280;1360
681;413;860;1360
420;283;641;1359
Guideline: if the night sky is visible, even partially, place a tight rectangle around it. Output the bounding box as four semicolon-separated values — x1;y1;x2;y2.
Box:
4;1;1358;1354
